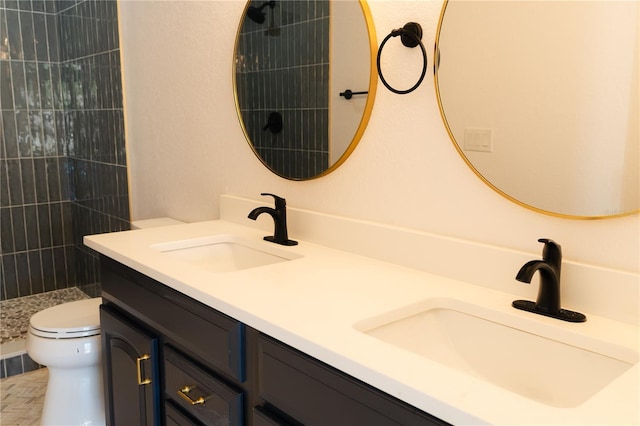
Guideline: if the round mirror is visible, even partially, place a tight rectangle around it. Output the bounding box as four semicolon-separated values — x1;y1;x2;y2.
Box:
435;0;639;218
234;0;377;180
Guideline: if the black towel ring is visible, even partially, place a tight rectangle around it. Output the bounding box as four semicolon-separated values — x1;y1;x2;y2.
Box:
376;22;428;95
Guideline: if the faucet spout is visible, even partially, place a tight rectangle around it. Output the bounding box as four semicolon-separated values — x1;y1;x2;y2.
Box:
247;193;298;246
516;260;560;314
512;239;586;322
248;206;276;221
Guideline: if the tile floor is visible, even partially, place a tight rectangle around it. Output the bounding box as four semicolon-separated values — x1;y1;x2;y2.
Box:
0;367;47;425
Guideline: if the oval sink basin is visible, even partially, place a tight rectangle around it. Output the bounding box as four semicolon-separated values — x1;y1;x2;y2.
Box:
354;298;638;408
152;234;302;273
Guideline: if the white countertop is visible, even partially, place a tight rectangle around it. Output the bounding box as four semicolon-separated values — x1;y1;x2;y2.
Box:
85;219;639;425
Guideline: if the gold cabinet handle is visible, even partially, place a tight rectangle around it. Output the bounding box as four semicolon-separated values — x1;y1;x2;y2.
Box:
178;385;207;406
136;354;152;385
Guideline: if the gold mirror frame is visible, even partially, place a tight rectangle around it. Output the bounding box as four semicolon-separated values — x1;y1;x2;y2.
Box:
434;0;639;220
233;0;377;181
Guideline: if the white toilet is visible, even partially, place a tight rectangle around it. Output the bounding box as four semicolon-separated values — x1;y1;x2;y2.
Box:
26;297;105;426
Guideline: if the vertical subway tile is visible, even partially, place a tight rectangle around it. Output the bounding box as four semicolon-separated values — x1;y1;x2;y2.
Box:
61;201;72;245
33;11;48;61
7;159;23;205
42;110;56;155
50;63;62;108
19;11;35;61
22;353;40;373
24;62;40;108
29;112;43;156
60;64;71;108
46;157;60;201
1;207;14;252
33;157;47;202
108;0;119;50
0;8;9;60
45;13;58;62
2;111;18;158
49;202;63;246
15;110;30;156
2;254;18;299
52;246;66;289
5;10;23;60
76;111;86;155
64;245;75;286
0;60;14;107
4;355;22;377
23;204;38;250
55;111;66;154
15;251;30;296
38;62;52;108
28;249;44;294
58;157;70;200
19;158;35;203
10;61;26;108
41;247;55;292
110;51;122;107
0;163;9;209
37;203;51;248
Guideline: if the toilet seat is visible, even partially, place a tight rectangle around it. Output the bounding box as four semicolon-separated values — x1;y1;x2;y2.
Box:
29;298;102;339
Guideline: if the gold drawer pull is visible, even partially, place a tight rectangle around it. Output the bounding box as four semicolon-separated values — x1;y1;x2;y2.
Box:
178;385;207;406
136;354;152;386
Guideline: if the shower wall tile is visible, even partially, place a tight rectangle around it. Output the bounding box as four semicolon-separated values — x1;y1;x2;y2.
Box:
1;60;14;106
59;0;129;296
1;0;129;300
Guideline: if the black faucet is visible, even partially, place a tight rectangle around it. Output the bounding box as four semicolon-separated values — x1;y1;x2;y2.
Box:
513;238;586;322
248;193;298;246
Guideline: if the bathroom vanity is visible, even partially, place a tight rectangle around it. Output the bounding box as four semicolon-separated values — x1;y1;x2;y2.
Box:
85;195;639;426
100;256;446;425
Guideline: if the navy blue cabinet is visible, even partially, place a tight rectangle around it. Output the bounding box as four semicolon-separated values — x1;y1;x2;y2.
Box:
99;256;447;426
100;305;160;426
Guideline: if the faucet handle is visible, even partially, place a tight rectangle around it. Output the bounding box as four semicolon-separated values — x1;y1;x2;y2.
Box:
538;238;562;264
260;193;286;209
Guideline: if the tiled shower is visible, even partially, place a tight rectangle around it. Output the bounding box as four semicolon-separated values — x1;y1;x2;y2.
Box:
1;0;128;376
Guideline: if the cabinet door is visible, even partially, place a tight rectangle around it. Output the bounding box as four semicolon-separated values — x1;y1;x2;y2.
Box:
101;305;160;426
258;335;449;426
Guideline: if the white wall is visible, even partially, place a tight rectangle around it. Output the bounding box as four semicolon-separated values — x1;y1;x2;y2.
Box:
119;0;639;273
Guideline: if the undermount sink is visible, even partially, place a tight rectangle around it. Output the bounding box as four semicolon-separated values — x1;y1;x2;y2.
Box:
152;234;302;273
354;297;638;408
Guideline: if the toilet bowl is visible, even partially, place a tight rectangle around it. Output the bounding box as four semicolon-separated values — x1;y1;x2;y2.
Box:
26;297;105;426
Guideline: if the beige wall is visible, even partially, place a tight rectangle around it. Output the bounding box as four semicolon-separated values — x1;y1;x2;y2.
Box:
119;0;639;273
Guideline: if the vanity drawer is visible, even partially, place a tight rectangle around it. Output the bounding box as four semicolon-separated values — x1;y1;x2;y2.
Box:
164;346;243;426
257;335;448;426
101;256;244;381
165;401;203;426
